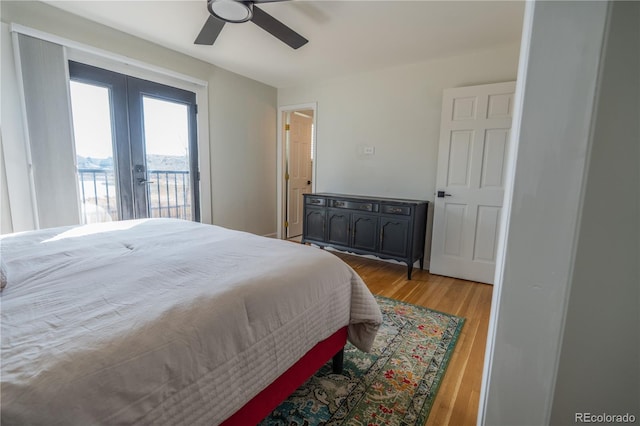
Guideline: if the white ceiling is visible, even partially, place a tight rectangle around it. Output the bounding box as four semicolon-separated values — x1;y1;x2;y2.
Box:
46;1;525;88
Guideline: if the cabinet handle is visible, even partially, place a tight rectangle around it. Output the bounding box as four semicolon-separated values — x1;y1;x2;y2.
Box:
310;199;321;204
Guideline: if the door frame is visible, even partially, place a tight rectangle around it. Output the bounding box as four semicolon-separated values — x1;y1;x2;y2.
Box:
479;1;613;424
66;47;212;224
68;61;200;222
276;102;317;239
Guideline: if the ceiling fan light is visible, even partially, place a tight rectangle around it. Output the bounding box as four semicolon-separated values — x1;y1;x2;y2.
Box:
208;0;253;23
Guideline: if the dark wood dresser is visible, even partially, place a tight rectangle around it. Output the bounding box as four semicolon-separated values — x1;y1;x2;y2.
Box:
302;193;428;280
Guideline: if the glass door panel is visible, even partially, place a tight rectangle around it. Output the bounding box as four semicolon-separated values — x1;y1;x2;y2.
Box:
127;76;199;222
142;96;192;220
69;81;120;223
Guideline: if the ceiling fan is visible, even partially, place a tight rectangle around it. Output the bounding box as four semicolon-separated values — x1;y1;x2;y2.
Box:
194;0;308;49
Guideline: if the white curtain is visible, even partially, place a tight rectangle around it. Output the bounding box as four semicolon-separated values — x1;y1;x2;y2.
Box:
14;33;79;229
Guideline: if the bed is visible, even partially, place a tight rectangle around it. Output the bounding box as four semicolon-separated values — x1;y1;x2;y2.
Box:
0;218;382;425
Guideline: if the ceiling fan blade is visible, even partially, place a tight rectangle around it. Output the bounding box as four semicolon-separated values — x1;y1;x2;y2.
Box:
251;6;308;49
194;15;226;45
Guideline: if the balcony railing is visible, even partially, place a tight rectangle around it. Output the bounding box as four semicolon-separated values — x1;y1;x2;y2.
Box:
78;168;118;223
146;170;192;220
77;168;191;223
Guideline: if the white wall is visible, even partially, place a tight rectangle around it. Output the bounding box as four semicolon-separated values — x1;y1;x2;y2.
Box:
0;1;278;236
550;1;639;422
481;1;638;424
208;66;277;234
278;43;520;202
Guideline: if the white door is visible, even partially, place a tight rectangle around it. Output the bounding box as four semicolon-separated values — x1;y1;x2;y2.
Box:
286;111;313;238
430;81;516;284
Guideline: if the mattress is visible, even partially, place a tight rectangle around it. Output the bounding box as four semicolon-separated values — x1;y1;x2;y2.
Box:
0;219;382;425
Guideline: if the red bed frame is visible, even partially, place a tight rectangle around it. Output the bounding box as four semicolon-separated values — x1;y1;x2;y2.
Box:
220;326;348;425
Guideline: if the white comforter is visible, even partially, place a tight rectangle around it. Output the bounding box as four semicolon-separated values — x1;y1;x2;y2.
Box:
0;219;382;425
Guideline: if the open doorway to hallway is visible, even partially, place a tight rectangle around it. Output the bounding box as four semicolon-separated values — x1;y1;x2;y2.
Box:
277;104;317;240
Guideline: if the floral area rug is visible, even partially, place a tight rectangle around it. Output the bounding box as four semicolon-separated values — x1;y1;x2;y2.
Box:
260;295;465;426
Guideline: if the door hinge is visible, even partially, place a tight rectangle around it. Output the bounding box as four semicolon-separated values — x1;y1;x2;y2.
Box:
196;171;201;181
284;221;289;228
194;104;198;114
285;173;289;180
285;124;290;131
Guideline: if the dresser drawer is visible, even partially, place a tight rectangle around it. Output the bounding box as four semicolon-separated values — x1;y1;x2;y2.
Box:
306;197;326;206
382;204;411;216
331;199;375;212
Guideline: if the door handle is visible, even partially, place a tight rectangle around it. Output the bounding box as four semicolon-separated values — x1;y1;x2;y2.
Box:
307;180;311;185
138;178;155;185
437;191;452;198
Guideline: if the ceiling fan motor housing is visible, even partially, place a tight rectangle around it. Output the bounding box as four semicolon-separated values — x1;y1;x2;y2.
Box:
208;0;253;23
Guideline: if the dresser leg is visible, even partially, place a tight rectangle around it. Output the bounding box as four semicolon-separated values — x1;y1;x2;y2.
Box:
407;264;413;280
419;256;424;270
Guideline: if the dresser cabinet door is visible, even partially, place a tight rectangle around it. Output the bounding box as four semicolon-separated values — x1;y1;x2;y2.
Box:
351;213;378;251
304;207;326;241
327;209;350;246
379;217;410;257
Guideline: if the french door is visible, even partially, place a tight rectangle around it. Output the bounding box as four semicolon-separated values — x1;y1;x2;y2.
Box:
68;61;199;223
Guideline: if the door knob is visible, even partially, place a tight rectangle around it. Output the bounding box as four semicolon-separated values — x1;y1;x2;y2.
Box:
307;180;311;185
437;191;452;198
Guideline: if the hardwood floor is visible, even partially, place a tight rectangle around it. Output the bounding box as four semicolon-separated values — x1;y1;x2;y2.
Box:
331;251;494;426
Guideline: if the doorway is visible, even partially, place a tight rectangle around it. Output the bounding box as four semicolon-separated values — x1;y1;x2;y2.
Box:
277;103;317;240
68;61;199;223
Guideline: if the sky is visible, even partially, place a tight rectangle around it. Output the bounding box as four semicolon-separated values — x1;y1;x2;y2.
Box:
69;81;189;159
